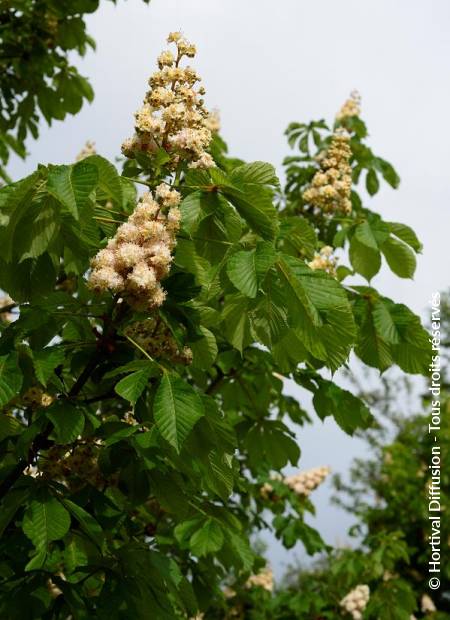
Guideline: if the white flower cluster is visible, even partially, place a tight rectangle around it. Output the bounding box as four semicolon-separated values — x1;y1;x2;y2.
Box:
76;140;96;161
261;466;330;499
88;184;181;310
246;567;274;592
308;245;338;275
303;130;352;215
284;466;331;497
336;90;362;121
340;584;370;620
421;594;437;613
122;32;216;170
124;317;192;365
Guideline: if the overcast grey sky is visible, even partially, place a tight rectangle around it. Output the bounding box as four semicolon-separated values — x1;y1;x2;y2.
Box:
8;0;450;577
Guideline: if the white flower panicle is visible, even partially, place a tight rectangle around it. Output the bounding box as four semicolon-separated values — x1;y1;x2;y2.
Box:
340;584;370;620
76;140;96;161
122;32;215;170
308;245;338;275
124;318;193;365
421;594;437;613
284;466;331;497
246;567;274;592
336;90;362;122
302;130;352;215
89;185;181;310
261;467;330;499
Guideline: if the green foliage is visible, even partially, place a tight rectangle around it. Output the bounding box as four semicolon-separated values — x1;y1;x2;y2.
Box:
0;37;430;619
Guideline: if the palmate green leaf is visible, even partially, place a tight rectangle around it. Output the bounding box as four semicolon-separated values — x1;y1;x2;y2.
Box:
366;168;380;196
47;402;85;444
190;326;218;370
14;195;60;261
0;171;42;261
83;155;123;207
189;519;224;557
0;414;22;441
179;190;216;234
296;372;373;435
22;497;71;550
221;294;252;353
353;290;430;374
387;222;422;252
115;363;157;404
380;236;417;279
154;372;204;452
0;487;30;537
47;161;98;219
61;499;104;548
276;255;356;370
279;216;317;259
245;419;300;470
222;183;279;240
32;346;65;386
228;531;255;572
251;270;289;347
0;352;23;407
229;161;279;186
0;253;57;303
349;235;381;281
204;451;234;500
226;242;276;298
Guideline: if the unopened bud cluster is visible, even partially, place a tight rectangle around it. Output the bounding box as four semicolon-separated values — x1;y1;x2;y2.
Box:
336;90;361;122
76;140;96;161
89;184;181;310
21;386;54;409
303;130;352;215
340;584;370;620
246;567;274;592
124;317;192;365
40;441;108;491
308;246;338;275
122;32;216;170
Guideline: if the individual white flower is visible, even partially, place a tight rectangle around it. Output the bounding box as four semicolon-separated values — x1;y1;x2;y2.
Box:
127;262;157;290
89;267;124;292
115;243;146;269
188;152;215;169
